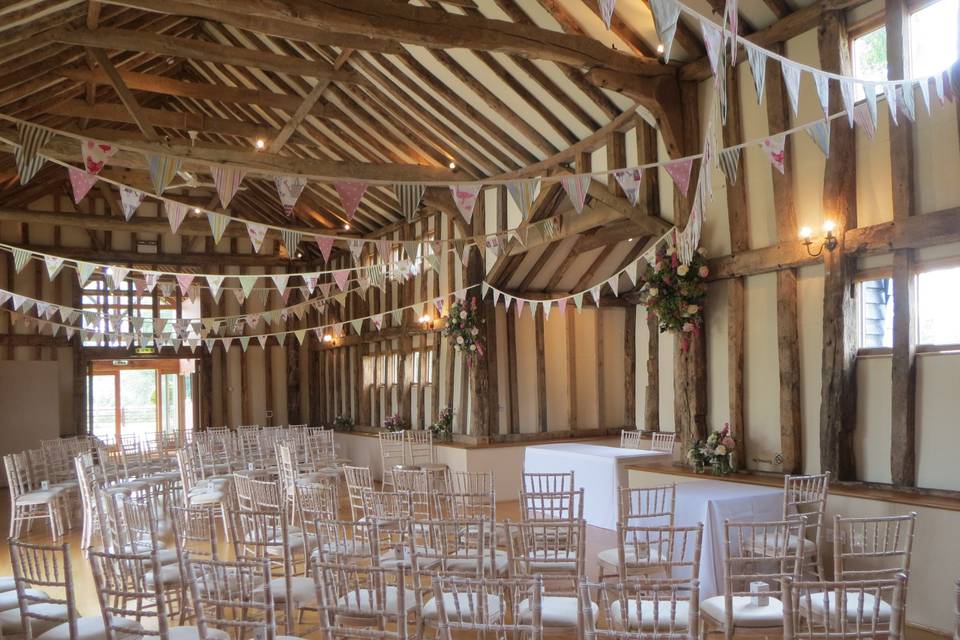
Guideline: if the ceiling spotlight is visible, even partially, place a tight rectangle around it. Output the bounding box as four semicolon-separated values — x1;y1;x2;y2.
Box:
255;138;265;150
343;223;351;230
656;43;665;54
448;161;456;170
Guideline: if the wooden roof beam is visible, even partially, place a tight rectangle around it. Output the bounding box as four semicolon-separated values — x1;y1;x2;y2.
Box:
86;46;161;141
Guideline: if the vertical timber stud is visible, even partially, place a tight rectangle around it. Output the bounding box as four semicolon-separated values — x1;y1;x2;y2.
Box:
535;306;548;433
465;198;493;441
887;0;917;486
624;305;637;429
723;65;750;467
286;268;302;425
765;49;803;474
637;122;660;433
818;11;858;480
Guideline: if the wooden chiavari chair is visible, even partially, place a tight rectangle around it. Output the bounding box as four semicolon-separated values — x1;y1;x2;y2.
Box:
379;432;408;492
185;556;282;640
754;473;830;580
5;540;81;638
342;466;374;522
651;432;677;453
4;452;68;538
617;523;704;585
784;574;906;640
295;483;340;564
407;431;436;467
521;471;574;495
620;430;644;449
313;557;414;638
597;484;677;581
582;576;700;639
391;468;432;520
431;575;543;640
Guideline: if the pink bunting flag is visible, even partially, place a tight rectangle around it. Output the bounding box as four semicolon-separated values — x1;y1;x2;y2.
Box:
333;269;350;292
68;167;98;203
761;135;786;174
275;175;307;215
316;236;334;263
663;159;693;196
211;165;246;208
80;139;117;175
176;274;194;296
560;175;591;213
247;222;267;253
319;283;332;297
450;184;481;223
164;201;190;234
557;298;568;316
334;182;367;221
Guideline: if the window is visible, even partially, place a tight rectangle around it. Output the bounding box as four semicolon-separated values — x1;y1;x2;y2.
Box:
410;350;434;385
852;26;888;91
858;265;960;349
81;277;200;347
412;351;421;385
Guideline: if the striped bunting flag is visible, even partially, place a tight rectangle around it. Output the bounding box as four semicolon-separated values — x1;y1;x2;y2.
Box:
599;0;616;28
560;174;590;213
718;148;740;185
164;201;190;233
12;248;30;273
15;122;52;184
281;229;303;255
207;212;230;244
211;165;246;208
393;183;425;220
44;256;64;280
507;177;541;219
148;155;181;195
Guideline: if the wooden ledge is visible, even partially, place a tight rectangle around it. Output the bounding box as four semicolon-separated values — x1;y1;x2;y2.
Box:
624;464;960;513
334;428;622;451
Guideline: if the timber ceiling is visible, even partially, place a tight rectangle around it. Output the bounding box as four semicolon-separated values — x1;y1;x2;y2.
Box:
0;0;814;288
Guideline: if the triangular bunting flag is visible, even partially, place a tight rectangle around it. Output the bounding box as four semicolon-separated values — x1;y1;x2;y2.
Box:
450;184;481;223
761;135;786;174
599;0;616;28
164;201;189;234
143;273;158;293
119;186;145;221
572;292;584;311
840;80;856;127
275;175;307;215
806;121;831;157
900;83;916;122
12;248;30;273
44;256;64;280
348;239;364;264
207;212;230;244
257;334;268;349
664;159;693;196
884;83;899;126
239;336;251;352
109;266;129;291
333;270;350;292
607;274;620;297
718;148;740;184
68;167;97;203
613;168;643;206
853;103;876;139
210;165;246;208
334;182;367;221
813;72;830;119
649;0;681;62
281;229;302;254
781;60;802;116
147;155;181;195
176;274;194;296
560;174;591;213
507;178;541;219
393;183;426;220
700;19;723;76
80;139;117;175
746;45;767;104
15;122;52;184
206;275;225;299
271;274;289;295
247;222;267;253
864;83;879;130
316;236;334;263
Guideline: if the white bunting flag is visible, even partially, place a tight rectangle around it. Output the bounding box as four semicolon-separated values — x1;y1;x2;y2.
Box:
884;83;899;126
211;165;246;208
590;286;602;307
864;83;879;130
271;274;289;296
119;186;145;221
613;168;643;206
599;0;616;28
746;45;767;104
781;60;802;116
207;212;230;244
275;175;307;215
572;292;584;311
348;239;364;264
813;72;830;119
918;79;931;115
840;79;856;127
507;178;541;219
239;336;251;353
109;266;129;290
176;274;194;296
15;122;53;184
247;222;267;253
806;121;831;157
44;256;64;280
393;183;426;220
164;201;189;234
649;0;681;62
700;19;723;76
900;84;916;122
206;275;224;299
607;274;619;297
450;184;481;223
143;273;158;293
560;174;591;213
257;335;268;349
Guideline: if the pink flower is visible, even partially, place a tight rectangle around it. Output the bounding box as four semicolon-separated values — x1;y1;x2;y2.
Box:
682;322;694;332
698;266;710;278
722;437;735;449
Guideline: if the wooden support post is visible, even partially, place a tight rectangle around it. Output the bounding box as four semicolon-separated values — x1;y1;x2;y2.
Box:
287;338;302;425
359;345;372;425
535;306;548;433
465;208;494;440
597;309;606;430
818;11;858;481
887;0;917;486
764;50;803;474
624;305;637;429
399;337;414;426
644;313;660;431
506;311;520;434
606;130;627;198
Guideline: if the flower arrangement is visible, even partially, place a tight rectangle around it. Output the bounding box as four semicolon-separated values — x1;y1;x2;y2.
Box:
332;415;354;432
687;423;737;476
383;413;408;433
642;246;710;351
429;407;454;442
443;297;485;365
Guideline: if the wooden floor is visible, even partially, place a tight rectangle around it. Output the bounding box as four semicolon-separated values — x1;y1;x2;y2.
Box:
0;490;944;639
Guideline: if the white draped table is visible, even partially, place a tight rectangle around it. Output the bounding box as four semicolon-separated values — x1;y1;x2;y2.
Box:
522;443;670;530
673;479;784;599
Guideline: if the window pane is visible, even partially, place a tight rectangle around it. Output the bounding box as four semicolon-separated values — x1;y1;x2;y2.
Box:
859;278;893;348
852;27;888;100
910;0;959;77
918;266;960;344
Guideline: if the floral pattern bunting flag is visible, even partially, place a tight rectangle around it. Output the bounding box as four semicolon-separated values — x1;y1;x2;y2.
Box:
207;212;230;244
147;155;181;195
700;19;723;76
15;122;53;184
164;201;189;234
274;175;307;215
334;181;367;221
206;275;224;299
450;184;481;223
560;174;591;213
247;222;267;253
316;236;334;263
211;165;246;208
663;159;693;196
80;139;117;175
649;0;681;62
119;186;145;221
68;167;98;203
613;168;643;206
507;178;541;219
393;183;426;220
761;135;786;174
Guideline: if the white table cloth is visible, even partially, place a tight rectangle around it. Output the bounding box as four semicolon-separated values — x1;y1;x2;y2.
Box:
673;479;784;600
522;443;670;530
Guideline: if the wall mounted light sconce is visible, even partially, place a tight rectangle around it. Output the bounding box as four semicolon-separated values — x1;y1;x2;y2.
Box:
418;314;434;330
322;333;335;346
799;220;838;257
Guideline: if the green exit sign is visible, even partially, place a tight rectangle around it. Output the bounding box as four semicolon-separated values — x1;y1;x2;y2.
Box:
135;347;156;355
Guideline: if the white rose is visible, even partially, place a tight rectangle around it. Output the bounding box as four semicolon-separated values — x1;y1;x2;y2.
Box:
471;327;479;335
648;288;658;297
470;344;477;351
456;336;464;344
687;304;699;315
677;264;689;276
459;311;467;319
667;247;676;256
715;445;727;456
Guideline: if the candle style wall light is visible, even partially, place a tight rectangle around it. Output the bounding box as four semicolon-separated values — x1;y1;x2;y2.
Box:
799;220;838;257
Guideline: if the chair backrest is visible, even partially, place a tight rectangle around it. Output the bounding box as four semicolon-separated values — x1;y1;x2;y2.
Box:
313;558;408;640
408;518;487;578
431;574;543;640
582;576;700;640
721;518;806;619
618;523;704;582
296;482;339;559
185;555;277;640
520;487;584;523
522;471;574;494
618;484;676;526
9;540;81;640
313;520;380;566
4;452;32;499
342;465;373;521
170;505;220;562
650;432;676;453
433;491;496;525
443;470;494;495
783;574;906;640
621;430;644;449
784;472;830;539
89;547;172;640
505;519;586;594
233;474;282;513
833;513;917;582
379;431;409;470
392;468;431;520
407;430;435;465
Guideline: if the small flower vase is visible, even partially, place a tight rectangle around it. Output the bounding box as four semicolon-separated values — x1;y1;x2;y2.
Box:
711;457;732;477
694;461;705;474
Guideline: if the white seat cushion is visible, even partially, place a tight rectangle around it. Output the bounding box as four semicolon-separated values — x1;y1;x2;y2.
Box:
167;626;229;640
609;599;690;630
518;596;596;628
145;563;182;588
337;586;417;614
446;550;509;575
188;491;224;506
802;591;892;622
596;546;667;568
421;592;502;621
0;602;69;634
752;533;817;555
0;589;47;612
0;577;14;593
37;615;141;640
701;595;785;628
311;540;372;560
267;577;317;607
15;491;59;505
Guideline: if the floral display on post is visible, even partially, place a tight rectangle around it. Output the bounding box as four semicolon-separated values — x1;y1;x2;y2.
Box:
642;246;709;351
443;296;485;365
383;413;408;432
687;423;737;475
429;407;454;442
332;415;354;432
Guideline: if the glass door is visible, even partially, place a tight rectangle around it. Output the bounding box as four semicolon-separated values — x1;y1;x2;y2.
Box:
90;374;118;442
119;369;159;441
